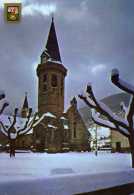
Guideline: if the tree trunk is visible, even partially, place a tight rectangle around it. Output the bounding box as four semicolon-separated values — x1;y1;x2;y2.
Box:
10;139;16;158
128;132;134;168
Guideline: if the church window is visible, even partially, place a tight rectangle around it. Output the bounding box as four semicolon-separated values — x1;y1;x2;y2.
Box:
51;74;57;87
60;78;63;95
61;87;63;96
43;74;47;82
43;84;47;92
41;55;48;64
61;78;63;87
64;130;68;138
73;122;77;138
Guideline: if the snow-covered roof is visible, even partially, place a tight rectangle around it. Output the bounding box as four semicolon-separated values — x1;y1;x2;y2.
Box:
64;125;69;130
47;59;62;65
60;116;67;120
0;112;57;136
44;112;56;118
48;124;57;129
26;128;33;134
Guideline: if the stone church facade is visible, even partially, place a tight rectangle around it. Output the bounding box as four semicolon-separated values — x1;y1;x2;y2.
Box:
33;17;90;152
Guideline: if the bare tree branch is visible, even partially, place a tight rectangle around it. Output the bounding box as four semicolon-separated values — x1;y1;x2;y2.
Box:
0;121;8;136
0;102;9;115
18;112;38;136
81;84;129;130
78;95;96;108
0;93;5;100
111;69;134;95
127;96;134;126
91;109;130;137
18;108;32;134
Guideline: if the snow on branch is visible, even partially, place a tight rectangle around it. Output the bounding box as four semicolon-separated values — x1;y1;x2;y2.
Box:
111;69;134;95
32;112;46;128
91;109;130;137
17;111;37;136
79;80;133;138
85;84;129;130
91;109;116;129
118;125;130;137
78;94;96;108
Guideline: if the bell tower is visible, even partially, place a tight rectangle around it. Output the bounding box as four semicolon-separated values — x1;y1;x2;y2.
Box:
21;92;29;118
37;17;67;117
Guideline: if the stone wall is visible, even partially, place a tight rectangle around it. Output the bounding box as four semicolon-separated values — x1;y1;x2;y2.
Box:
66;99;90;151
111;130;130;152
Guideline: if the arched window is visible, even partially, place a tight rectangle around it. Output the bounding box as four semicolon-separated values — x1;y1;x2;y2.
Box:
43;84;47;92
43;74;47;82
61;87;63;96
51;74;57;87
61;78;63;95
61;78;63;87
73;122;77;138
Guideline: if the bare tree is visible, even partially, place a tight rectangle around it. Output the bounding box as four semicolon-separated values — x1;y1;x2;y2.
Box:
0;109;38;157
79;69;134;168
0;92;41;157
0;91;9;114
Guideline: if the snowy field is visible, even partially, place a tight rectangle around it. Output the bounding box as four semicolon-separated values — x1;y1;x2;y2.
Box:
0;152;134;195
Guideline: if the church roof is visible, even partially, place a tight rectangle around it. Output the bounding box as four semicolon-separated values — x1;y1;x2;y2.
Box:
43;17;61;62
22;93;28;109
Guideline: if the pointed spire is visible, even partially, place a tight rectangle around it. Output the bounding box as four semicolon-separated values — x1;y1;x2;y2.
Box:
52;13;54;22
44;17;61;62
22;92;28;109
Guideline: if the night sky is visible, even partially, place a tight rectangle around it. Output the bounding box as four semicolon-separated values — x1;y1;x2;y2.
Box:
0;0;134;113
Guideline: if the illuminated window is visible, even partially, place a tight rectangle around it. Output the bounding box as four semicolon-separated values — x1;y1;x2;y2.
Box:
51;74;57;87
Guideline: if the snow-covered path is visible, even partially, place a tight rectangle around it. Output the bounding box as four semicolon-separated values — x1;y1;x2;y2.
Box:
0;152;134;195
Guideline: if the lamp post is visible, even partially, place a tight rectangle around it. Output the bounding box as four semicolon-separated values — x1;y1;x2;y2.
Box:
95;124;98;156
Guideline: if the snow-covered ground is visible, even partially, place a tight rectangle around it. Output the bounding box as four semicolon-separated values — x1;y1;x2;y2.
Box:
0;152;134;195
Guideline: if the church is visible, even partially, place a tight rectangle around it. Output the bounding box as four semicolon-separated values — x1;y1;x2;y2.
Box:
0;17;90;153
32;17;90;152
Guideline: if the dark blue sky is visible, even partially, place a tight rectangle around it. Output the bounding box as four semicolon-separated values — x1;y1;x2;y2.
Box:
0;0;134;113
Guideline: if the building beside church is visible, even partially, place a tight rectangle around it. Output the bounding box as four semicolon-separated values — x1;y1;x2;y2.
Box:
33;17;90;153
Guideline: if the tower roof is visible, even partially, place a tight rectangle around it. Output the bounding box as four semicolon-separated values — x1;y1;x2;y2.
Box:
43;17;61;62
22;92;28;109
